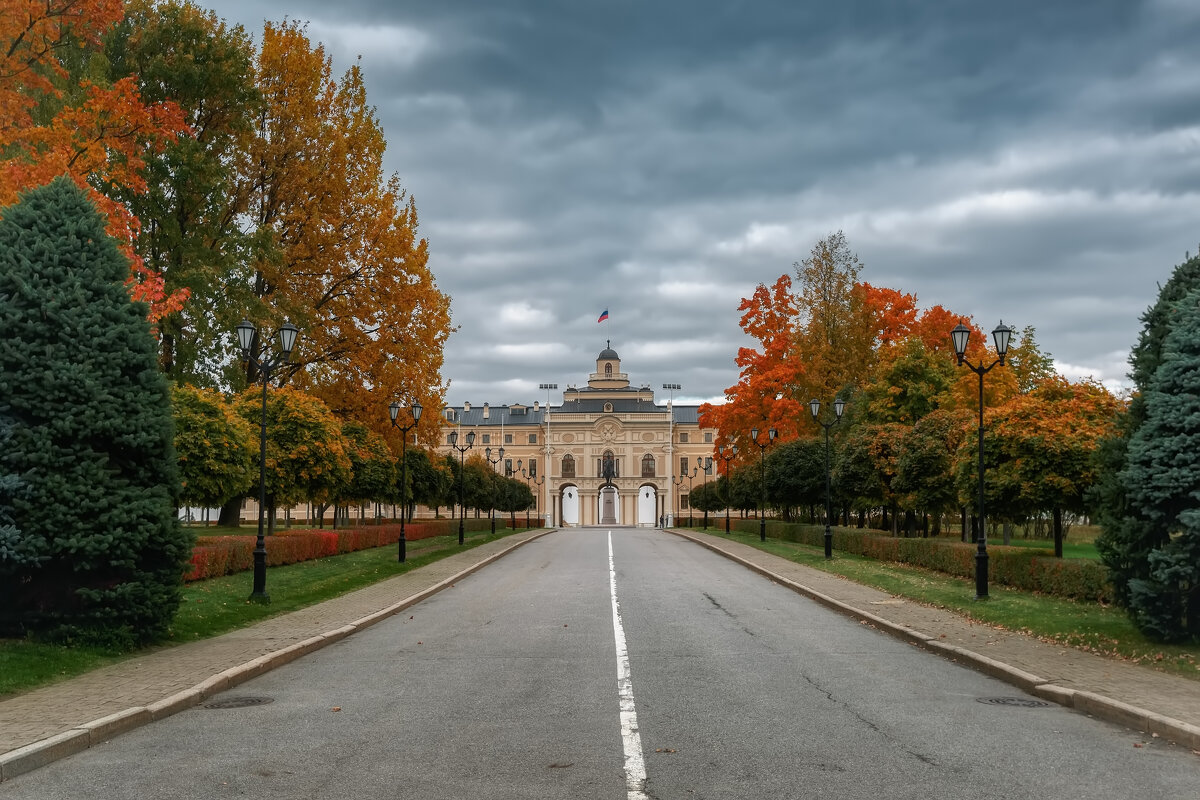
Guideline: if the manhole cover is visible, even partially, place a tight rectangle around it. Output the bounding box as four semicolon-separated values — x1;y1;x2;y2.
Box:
976;697;1051;708
203;696;274;709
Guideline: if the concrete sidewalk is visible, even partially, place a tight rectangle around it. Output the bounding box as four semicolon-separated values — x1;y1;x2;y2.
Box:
670;528;1200;754
1;526;1197;783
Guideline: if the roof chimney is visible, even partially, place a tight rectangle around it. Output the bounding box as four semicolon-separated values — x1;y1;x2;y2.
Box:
463;401;471;412
483;402;490;419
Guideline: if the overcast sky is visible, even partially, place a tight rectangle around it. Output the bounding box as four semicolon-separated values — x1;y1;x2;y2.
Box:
204;0;1200;406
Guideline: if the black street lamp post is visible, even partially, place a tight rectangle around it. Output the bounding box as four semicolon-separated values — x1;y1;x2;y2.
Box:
531;474;544;527
673;472;687;527
810;397;846;559
951;320;1013;600
750;427;776;542
484;446;505;535
388;400;422;563
697;456;713;530
683;462;698;528
517;459;537;528
448;430;475;545
717;444;737;533
235;318;300;604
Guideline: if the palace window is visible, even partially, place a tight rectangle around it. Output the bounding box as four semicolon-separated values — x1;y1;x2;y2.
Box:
562;454;576;478
680;456;688;476
528;433;537;444
679;432;689;443
505;434;512;444
482;434;490;444
604;402;613;413
641;454;656;477
605;363;613;376
528;459;537;478
705;432;713;443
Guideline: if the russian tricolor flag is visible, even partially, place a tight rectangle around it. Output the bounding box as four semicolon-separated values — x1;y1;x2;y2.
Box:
597;308;609;323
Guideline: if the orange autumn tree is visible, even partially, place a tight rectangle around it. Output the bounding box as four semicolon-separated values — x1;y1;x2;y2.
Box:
0;0;189;318
240;21;451;448
700;274;807;459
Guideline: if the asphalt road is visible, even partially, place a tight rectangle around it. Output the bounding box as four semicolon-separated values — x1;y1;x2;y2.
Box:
3;527;1197;799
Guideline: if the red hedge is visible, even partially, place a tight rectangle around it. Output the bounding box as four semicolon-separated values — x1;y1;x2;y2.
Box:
184;517;533;582
726;519;1111;603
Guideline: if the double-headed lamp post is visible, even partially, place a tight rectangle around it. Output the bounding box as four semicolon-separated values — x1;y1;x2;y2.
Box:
388;399;422;563
810;397;846;560
484;446;505;535
673;471;688;527
717;444;738;533
750;427;777;542
516;460;534;528
235;318;300;604
950;320;1013;600
448;430;475;545
697;456;713;530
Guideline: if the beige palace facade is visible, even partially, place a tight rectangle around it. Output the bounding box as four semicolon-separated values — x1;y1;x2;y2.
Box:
438;343;719;527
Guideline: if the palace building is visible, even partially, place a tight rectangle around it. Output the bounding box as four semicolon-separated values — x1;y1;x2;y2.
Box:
438;342;719;526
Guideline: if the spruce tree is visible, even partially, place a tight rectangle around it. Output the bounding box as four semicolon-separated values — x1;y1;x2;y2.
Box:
1094;253;1200;639
0;178;192;647
1118;288;1200;639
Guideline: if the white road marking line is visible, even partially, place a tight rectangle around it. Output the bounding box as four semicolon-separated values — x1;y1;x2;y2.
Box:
609;530;649;800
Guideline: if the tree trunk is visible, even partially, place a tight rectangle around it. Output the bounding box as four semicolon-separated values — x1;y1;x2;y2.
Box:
218;496;243;528
1003;521;1012;546
1053;506;1064;558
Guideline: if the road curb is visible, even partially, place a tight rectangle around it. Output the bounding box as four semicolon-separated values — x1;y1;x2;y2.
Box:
0;529;557;784
667;529;1200;751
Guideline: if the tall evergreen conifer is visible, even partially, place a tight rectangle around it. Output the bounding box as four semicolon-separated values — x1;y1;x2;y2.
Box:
1118;288;1200;639
1095;254;1200;640
0;178;192;647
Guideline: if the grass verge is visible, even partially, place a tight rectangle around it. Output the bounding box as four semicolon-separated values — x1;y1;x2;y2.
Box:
704;529;1200;681
0;527;529;697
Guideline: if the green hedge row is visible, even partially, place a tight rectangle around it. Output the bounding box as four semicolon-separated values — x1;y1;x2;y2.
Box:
185;518;521;582
726;519;1112;603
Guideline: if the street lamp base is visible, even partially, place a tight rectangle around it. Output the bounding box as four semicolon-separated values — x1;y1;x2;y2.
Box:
824;529;833;559
248;591;270;605
975;550;989;599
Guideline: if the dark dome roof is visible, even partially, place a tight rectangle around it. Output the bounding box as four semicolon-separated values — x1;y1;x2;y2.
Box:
598;340;619;360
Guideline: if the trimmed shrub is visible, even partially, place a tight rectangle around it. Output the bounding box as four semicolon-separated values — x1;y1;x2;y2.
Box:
184;517;511;581
731;519;1111;602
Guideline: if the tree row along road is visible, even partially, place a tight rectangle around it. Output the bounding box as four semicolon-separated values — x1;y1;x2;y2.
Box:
4;529;1196;800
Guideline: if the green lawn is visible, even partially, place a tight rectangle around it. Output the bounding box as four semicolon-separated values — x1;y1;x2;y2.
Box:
709;529;1199;681
0;527;528;697
996;537;1100;559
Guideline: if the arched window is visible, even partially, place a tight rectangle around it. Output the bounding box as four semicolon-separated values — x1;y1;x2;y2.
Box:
561;454;576;478
603;402;613;413
605;363;613;376
641;453;656;477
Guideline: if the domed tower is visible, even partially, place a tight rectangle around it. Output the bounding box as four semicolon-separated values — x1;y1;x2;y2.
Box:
589;340;629;389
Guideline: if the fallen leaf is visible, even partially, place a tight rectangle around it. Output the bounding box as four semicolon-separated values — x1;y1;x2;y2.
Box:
1133;743;1144;748
655;748;677;753
331;707;341;712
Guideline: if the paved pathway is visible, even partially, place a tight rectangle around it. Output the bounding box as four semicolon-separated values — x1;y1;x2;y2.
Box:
1;527;1197;782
